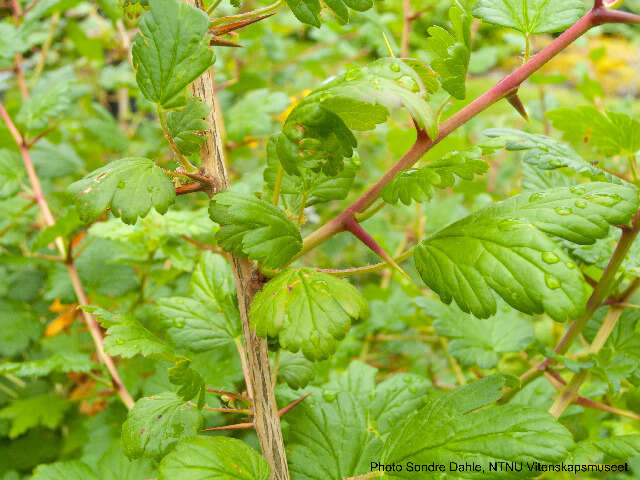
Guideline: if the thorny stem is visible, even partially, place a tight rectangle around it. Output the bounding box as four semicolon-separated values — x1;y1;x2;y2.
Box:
185;2;290;472
0;101;134;410
294;4;640;262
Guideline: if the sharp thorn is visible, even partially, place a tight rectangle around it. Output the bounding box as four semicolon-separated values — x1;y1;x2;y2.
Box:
201;421;253;431
278;392;311;417
211;13;275;36
210;36;242;47
505;89;529;122
342;216;410;279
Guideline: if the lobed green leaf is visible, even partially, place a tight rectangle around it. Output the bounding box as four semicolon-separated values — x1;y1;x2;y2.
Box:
250;269;368;360
68;157;175;225
209;191;302;268
414;183;639;320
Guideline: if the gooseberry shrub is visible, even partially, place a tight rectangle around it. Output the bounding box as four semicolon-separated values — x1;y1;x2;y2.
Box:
1;0;640;479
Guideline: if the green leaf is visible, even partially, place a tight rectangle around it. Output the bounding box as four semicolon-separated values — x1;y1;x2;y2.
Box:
547;107;640;156
157;297;238;351
382;147;488;205
521;162;575;191
166;97;210;155
414;183;639;320
0;299;42;356
190;251;241;322
276;58;438;176
285;0;373;27
208;191;302;268
158;436;270;480
0;352;96;378
283;361;430;479
68;157;175;225
593;435;640;459
278;351;315;389
471;0;584;35
0;150;24;199
382;403;573;478
97;441;155;480
168;358;205;403
263;137;358;208
32;208;82;251
425;5;471;99
0;394;70;438
132;0;215;109
226;89;289;142
89;307;174;360
417;296;534;368
250;269;369;360
287;391;382;478
16;79;73;132
122;392;202;460
31;140;85;178
32;461;98;480
84;104;129;153
483;128;626;185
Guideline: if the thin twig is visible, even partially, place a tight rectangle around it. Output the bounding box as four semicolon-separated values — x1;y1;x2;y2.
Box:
0;101;134;410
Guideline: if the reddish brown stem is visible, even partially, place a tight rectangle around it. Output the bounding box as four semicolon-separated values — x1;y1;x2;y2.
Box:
294;5;640;261
401;0;412;58
0;101;134;410
175;182;206;195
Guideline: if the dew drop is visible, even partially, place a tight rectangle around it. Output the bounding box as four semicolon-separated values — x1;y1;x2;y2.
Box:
408;385;419;394
554;207;572;215
569;186;586;196
528;192;545;202
116;338;125;345
550;158;563;167
389;62;401;72
322;390;337;402
403;376;413;384
498;218;519;231
173;319;185;328
574;200;587;209
565;261;576;269
541;252;559;264
594;193;621;207
545;273;560;290
117;180;126;189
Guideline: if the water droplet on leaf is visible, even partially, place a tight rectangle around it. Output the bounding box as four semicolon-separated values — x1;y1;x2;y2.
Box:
545;274;560;289
542;252;559;264
322;390;336;402
554;207;572;215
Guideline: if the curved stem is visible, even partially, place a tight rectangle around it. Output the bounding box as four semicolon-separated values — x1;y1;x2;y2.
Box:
295;5;640;260
0;101;134;410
